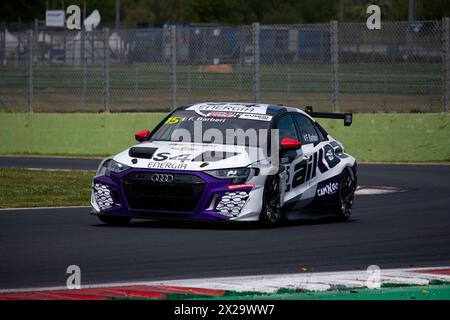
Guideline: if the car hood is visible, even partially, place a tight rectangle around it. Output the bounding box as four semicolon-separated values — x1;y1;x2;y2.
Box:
113;141;269;171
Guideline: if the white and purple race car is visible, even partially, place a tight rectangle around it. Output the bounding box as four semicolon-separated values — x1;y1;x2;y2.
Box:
91;102;357;226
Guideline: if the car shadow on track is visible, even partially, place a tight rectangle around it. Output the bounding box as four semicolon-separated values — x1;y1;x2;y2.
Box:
92;216;355;231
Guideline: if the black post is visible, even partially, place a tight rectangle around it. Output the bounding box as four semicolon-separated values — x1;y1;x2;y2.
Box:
408;0;415;22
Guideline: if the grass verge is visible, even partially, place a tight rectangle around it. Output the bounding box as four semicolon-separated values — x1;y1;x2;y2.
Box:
184;284;450;300
0;113;450;162
0;168;93;208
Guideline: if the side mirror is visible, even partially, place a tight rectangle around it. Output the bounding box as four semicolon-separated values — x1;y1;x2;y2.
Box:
280;137;302;151
134;130;151;142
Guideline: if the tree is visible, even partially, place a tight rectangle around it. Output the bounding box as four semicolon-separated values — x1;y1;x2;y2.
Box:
122;0;189;26
1;0;450;26
420;0;450;20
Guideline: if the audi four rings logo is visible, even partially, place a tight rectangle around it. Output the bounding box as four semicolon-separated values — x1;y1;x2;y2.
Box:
151;174;174;183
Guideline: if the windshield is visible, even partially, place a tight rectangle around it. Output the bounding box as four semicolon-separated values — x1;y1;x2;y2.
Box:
150;110;272;147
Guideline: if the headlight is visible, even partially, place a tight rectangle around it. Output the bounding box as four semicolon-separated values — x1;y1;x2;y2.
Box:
205;168;250;184
97;159;130;176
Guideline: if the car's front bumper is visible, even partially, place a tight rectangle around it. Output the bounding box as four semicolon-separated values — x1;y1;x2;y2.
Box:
90;168;264;222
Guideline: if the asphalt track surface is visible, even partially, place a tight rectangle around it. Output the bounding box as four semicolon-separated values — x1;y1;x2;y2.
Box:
0;156;100;171
1;157;450;290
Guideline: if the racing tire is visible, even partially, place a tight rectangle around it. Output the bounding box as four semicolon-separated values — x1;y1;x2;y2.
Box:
98;215;131;226
335;167;357;221
259;175;283;226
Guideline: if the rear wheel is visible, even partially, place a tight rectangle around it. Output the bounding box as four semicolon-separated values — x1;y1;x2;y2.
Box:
98;215;131;226
259;175;283;226
335;167;357;221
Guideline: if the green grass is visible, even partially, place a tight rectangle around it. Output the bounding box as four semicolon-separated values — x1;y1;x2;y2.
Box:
0;168;93;208
1;113;449;162
0;113;166;157
192;284;450;300
0;63;443;112
0;63;441;94
320;113;450;162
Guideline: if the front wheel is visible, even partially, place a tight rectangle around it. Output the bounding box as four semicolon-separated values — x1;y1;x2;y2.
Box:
98;215;131;226
335;167;357;221
259;175;283;226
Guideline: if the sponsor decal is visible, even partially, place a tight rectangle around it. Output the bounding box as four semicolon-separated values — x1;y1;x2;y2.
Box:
148;161;188;170
152;152;193;163
317;182;339;197
170;145;196;152
205;112;272;121
285;142;347;192
192;151;239;162
207;113;236;119
188;103;268;116
239;113;273;122
227;184;255;190
152;152;171;161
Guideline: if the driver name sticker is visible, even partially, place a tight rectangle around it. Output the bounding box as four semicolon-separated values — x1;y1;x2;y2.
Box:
195;117;227;123
165;116;228;124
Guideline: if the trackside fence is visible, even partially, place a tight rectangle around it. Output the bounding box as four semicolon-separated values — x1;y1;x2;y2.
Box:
0;19;449;113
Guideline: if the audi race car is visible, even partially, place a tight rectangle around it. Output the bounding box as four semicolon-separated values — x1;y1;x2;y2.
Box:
91;102;357;226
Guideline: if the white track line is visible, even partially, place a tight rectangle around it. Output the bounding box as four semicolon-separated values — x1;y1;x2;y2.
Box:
0;187;403;212
24;168;95;172
358;162;450;166
355;186;406;196
1;267;449;294
148;267;450;293
2;155;448;165
0;206;90;212
0;155;102;160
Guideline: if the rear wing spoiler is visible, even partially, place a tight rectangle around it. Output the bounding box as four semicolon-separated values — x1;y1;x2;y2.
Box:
304;106;353;127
